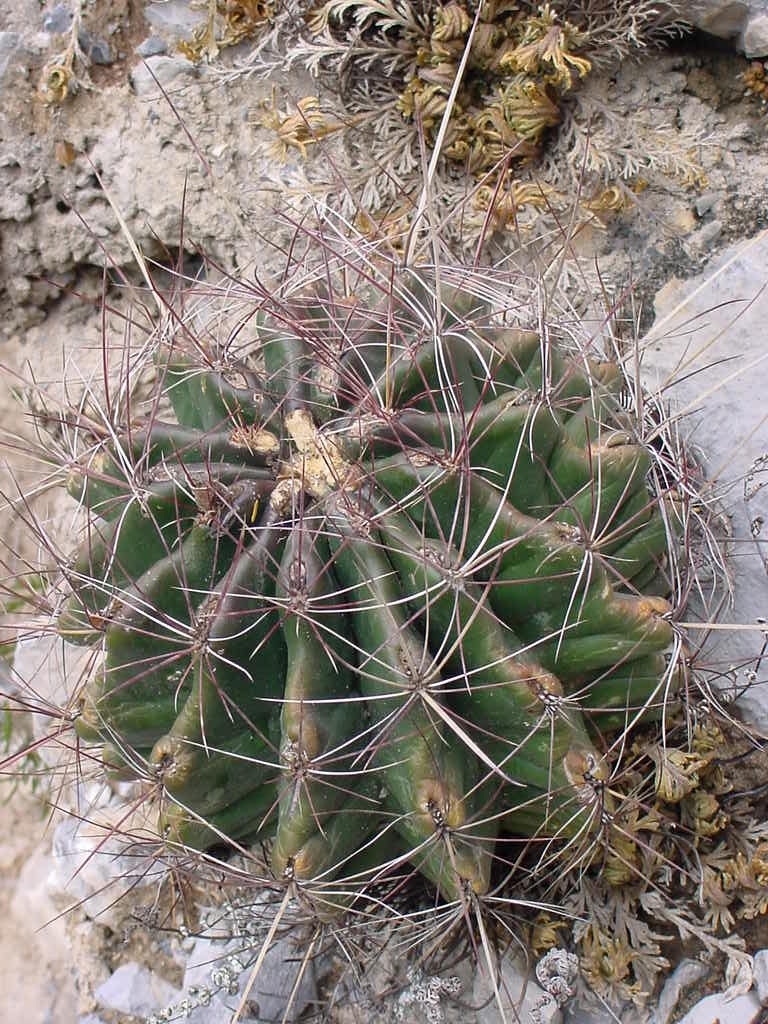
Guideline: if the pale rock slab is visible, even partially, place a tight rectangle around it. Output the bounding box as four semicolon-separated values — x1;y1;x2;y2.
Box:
676;989;762;1023
129;54;200;95
641;229;768;733
49;808;167;929
0;31;22;83
179;932;319;1023
753;948;768;1004
142;0;207;38
94;962;180;1018
679;0;768;56
474;949;573;1024
651;958;710;1024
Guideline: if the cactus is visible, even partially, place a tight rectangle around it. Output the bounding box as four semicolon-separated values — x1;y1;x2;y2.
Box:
58;258;680;913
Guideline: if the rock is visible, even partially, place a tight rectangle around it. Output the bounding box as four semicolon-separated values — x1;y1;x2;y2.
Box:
0;789;80;1024
0;31;22;83
744;13;768;53
78;30;113;66
49;809;166;929
695;192;721;217
181;933;320;1023
0;183;32;222
642;228;768;735
679;1;768;57
685;218;723;254
753;949;768;1004
42;3;73;35
129;55;199;96
474;950;571;1024
68;918;112;1011
676;990;762;1023
142;0;207;38
136;35;167;58
94;962;180;1018
651;958;710;1024
10;842;67;949
12;631;94;769
727;121;757;145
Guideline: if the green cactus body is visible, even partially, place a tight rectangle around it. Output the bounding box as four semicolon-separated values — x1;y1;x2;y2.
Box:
61;268;678;906
271;526;369;880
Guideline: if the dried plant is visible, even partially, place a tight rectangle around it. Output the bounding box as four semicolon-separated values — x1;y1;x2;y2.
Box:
38;0;92;105
179;0;277;62
743;60;768;105
216;0;694;248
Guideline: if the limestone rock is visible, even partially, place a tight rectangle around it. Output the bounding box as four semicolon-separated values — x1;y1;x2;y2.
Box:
142;0;207;39
753;949;768;1005
180;932;319;1023
129;54;199;95
679;1;768;56
94;962;180;1018
651;959;710;1024
676;989;762;1023
642;229;768;734
49;809;166;929
0;31;23;83
474;950;570;1024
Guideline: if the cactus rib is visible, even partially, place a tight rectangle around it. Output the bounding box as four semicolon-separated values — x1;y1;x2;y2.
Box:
61;266;680;910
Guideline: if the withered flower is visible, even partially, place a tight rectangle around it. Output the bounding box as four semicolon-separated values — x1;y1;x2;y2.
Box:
501;3;591;89
497;78;561;144
681;789;729;838
649;744;709;804
259;95;349;161
431;2;471;43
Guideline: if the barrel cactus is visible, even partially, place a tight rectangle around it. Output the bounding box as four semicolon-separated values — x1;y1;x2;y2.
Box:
58;254;680;915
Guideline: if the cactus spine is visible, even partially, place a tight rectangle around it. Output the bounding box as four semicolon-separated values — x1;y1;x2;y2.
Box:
59;261;678;909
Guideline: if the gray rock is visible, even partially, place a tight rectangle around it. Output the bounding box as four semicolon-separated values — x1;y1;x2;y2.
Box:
0;31;22;83
564;1006;629;1024
78;30;114;66
679;1;768;57
695;192;721;217
12;631;95;769
49;811;167;928
727;121;757;144
0;183;32;222
642;228;768;734
181;934;319;1023
676;990;762;1024
685;218;723;254
136;35;168;58
130;55;199;96
142;0;207;38
744;12;768;53
753;949;768;1004
78;1016;108;1024
42;3;73;34
95;962;181;1017
651;958;710;1024
474;951;566;1024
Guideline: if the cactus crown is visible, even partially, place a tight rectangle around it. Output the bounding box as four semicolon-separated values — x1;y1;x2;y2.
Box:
56;232;681;927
